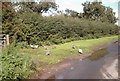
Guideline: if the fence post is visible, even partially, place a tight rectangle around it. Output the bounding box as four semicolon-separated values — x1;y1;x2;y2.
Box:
6;35;9;45
3;37;6;47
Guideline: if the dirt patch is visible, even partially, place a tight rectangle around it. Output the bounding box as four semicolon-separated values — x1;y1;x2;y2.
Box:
29;53;92;79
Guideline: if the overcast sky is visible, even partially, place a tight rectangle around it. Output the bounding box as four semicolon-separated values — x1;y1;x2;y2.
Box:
10;0;119;17
56;0;119;17
54;0;119;25
31;0;120;25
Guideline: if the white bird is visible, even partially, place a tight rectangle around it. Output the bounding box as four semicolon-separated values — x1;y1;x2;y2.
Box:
46;50;50;55
78;49;83;54
72;44;76;49
43;45;48;50
51;45;56;49
30;44;38;49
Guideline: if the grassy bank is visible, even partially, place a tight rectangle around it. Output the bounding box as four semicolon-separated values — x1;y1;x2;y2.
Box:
20;35;118;69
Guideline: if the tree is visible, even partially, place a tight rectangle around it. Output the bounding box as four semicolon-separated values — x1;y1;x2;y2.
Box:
82;1;117;24
14;0;58;14
2;2;16;35
103;7;117;23
2;2;16;23
65;9;79;18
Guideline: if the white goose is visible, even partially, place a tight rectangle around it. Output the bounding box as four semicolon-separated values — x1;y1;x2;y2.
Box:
30;44;38;49
78;49;83;54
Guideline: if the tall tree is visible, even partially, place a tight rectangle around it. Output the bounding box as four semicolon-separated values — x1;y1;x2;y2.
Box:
2;2;16;35
82;1;117;24
14;0;58;14
2;2;16;23
65;9;79;18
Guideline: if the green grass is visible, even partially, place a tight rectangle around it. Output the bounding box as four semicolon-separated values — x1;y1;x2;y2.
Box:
20;35;118;68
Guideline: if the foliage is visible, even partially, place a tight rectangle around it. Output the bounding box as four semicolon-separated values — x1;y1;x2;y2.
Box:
14;1;58;14
2;1;118;45
82;1;117;23
1;43;33;81
16;42;30;49
64;9;79;18
2;2;16;23
2;11;118;45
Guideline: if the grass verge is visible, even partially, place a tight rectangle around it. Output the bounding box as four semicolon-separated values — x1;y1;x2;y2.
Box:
20;35;118;69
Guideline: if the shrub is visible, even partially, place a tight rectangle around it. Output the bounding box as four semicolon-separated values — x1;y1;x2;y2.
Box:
16;42;30;49
1;43;32;81
50;38;62;44
2;11;118;45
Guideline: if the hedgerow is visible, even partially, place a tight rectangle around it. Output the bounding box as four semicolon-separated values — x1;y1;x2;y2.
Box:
6;13;118;45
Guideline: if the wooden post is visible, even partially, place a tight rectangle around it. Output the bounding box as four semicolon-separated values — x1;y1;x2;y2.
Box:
3;37;6;47
6;35;9;45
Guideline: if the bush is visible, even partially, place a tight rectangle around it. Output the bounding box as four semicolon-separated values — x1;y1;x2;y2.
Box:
3;11;118;45
50;38;62;44
16;42;30;49
1;43;32;81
